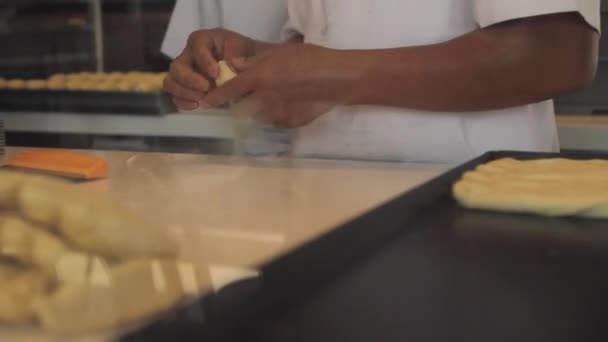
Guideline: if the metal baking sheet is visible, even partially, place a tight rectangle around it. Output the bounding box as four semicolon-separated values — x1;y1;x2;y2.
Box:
121;151;608;342
0;89;176;115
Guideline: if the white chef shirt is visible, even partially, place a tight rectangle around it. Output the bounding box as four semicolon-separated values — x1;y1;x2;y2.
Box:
163;0;600;163
285;0;600;163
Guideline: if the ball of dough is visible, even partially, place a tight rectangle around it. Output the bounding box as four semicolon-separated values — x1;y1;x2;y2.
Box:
215;60;237;86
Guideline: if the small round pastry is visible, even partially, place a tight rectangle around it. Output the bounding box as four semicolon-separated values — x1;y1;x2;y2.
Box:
46;80;67;90
78;81;98;91
65;73;82;82
6;79;26;89
25;79;47;90
106;72;125;81
126;71;146;80
65;80;84;91
93;81;115;91
133;82;155;92
78;72;94;80
88;72;106;82
114;80;134;92
48;74;68;83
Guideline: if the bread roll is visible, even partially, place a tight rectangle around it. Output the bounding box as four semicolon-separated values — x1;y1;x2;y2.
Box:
0;268;52;323
35;258;191;334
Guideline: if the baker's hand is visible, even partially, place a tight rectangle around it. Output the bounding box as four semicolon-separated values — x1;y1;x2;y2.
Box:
204;43;347;128
163;28;258;110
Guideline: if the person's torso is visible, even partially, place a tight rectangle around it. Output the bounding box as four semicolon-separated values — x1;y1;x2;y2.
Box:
286;0;559;163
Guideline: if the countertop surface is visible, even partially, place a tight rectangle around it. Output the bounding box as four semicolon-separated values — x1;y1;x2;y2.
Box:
0;147;450;341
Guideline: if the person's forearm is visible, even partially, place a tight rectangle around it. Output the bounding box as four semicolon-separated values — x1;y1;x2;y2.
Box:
253;34;304;55
336;13;598;112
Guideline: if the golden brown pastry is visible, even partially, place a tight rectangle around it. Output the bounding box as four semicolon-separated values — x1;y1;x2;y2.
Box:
453;158;608;218
25;79;47;90
65;80;84;90
0;170;178;260
92;81;116;91
113;80;134;91
6;79;26;89
35;258;193;334
106;72;125;81
0;265;52;323
0;170;186;333
133;82;155;92
46;80;67;90
0;215;74;277
48;74;67;83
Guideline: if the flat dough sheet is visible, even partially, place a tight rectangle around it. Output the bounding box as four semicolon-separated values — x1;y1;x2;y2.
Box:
452;158;608;218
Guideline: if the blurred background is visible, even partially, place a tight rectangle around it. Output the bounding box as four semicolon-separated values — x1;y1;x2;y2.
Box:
0;0;173;77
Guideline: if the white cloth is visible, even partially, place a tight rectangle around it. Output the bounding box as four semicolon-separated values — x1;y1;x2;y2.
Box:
285;0;600;162
161;0;288;58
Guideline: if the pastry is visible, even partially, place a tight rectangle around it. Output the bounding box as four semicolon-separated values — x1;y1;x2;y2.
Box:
6;79;26;89
0;215;73;277
35;258;191;334
0;266;52;323
25;80;47;90
453;158;608;218
0;170;178;259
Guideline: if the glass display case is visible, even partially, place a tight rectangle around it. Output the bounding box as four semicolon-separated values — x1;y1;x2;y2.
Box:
0;0;234;154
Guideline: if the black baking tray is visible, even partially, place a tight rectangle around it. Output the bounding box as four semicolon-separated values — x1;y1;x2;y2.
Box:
0;89;176;115
121;150;608;342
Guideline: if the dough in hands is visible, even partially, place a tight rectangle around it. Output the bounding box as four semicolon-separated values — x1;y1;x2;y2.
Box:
215;60;237;86
453;158;608;218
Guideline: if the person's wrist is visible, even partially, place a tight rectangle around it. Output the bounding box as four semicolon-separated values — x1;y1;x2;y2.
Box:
324;48;369;105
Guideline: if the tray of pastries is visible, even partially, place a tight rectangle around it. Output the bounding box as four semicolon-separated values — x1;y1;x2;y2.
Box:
0;71;176;115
